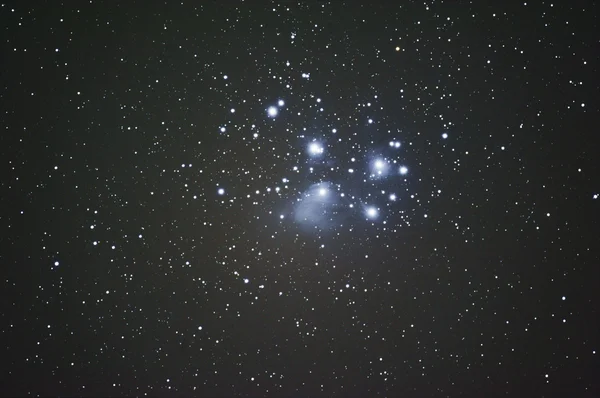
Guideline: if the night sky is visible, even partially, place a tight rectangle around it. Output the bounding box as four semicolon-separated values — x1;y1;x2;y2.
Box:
2;2;599;397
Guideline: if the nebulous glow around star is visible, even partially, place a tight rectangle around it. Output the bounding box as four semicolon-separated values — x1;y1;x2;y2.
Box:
366;207;378;219
308;142;324;156
399;166;408;175
267;106;278;117
371;158;389;177
294;182;338;230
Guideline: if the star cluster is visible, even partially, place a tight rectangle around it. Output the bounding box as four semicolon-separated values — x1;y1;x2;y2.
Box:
259;99;423;230
1;2;598;397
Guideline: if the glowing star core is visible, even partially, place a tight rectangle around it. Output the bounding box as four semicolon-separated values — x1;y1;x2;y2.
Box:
217;188;225;195
267;106;278;117
308;142;324;156
372;158;389;176
366;207;378;219
399;166;408;175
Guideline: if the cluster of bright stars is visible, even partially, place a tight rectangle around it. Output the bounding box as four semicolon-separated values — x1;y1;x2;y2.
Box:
214;98;453;223
303;139;409;220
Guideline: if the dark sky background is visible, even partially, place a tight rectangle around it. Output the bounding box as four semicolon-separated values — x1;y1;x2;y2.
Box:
1;1;599;397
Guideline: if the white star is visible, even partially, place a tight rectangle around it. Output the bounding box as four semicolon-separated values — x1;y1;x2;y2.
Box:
371;158;389;177
366;207;378;219
399;166;408;175
308;142;324;156
267;106;278;117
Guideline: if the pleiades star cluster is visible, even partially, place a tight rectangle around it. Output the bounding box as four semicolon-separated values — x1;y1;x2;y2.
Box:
1;2;599;397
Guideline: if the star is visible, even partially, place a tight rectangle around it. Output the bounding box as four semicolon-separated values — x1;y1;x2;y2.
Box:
371;158;389;177
308;142;324;156
366;207;378;219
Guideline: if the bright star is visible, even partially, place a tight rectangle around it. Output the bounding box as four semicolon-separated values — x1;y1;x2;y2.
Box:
267;106;278;117
371;158;389;177
308;142;324;156
217;188;225;195
399;166;408;175
366;207;378;219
